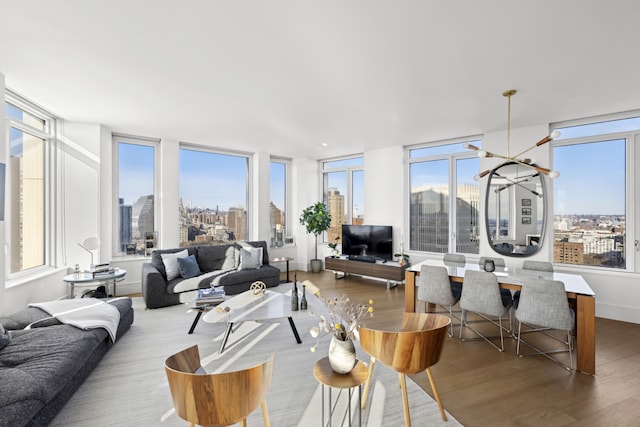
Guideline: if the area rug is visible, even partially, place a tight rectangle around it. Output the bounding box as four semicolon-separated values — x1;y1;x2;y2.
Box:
50;285;462;426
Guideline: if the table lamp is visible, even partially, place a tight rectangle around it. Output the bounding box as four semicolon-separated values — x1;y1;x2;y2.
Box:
78;237;100;270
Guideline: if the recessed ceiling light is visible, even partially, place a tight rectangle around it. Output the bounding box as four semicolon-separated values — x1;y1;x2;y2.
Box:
322;143;328;147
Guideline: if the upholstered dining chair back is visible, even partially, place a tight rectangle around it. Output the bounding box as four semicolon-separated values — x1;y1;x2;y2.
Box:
515;278;574;370
460;270;511;318
418;265;460;308
522;260;554;272
418;265;461;336
443;253;466;265
165;345;275;427
515;278;573;331
358;313;450;425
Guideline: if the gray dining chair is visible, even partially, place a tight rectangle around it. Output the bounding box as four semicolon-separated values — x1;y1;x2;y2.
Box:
443;253;466;265
514;261;554;308
417;265;462;337
459;270;513;352
515;278;575;370
522;260;553;272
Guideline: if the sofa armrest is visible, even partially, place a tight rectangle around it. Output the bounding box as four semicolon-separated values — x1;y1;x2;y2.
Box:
141;263;173;309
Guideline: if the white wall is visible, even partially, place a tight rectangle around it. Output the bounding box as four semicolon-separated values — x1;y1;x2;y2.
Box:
364;147;405;255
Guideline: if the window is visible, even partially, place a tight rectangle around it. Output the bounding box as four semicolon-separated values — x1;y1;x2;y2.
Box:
552;116;635;269
113;135;157;256
6;91;55;275
270;158;289;247
179;147;249;246
408;140;481;254
322;156;364;242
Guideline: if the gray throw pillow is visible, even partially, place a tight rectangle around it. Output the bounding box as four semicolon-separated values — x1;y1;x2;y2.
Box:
238;247;263;270
178;255;202;279
161;249;189;280
0;324;10;351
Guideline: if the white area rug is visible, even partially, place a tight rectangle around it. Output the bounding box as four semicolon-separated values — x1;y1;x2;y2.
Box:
50;285;462;426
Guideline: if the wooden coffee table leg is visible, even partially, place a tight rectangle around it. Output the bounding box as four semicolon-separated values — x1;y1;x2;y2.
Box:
288;317;302;344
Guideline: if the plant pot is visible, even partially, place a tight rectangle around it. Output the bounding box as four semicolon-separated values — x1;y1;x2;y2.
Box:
328;336;357;374
310;259;323;273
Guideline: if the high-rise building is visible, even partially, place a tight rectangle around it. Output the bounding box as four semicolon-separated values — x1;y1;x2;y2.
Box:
119;197;132;253
132;195;154;248
327;187;345;242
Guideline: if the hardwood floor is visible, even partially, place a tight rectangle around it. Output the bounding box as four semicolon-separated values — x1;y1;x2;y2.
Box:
294;270;640;427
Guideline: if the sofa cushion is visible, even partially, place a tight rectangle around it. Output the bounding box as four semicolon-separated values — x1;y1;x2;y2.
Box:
196;245;237;272
150;247;197;279
0;325;105;413
0;324;9;351
178;254;202;279
161;249;189;280
238;247;263;270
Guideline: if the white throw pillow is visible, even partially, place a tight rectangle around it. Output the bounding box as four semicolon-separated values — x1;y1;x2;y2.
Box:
238;247;263;270
161;249;189;280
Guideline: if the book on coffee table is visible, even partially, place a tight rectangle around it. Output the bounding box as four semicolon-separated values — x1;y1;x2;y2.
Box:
195;287;225;306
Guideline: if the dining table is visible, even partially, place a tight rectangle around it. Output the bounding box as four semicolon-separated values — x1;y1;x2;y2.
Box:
404;259;597;375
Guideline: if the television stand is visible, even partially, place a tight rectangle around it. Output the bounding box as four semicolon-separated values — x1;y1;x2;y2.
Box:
324;257;410;290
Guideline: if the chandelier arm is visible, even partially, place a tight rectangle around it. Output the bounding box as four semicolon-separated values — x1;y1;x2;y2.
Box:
511;134;555;160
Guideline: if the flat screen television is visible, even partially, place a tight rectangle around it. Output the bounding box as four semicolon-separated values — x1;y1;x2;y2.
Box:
341;225;393;261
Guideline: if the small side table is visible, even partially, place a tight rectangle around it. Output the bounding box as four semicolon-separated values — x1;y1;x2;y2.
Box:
271;256;294;283
62;268;127;298
313;357;368;427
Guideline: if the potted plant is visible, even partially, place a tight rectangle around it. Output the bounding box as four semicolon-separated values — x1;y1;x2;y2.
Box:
299;202;332;273
328;236;340;257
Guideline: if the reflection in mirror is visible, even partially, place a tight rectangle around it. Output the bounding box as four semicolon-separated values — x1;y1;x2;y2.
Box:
485;162;546;257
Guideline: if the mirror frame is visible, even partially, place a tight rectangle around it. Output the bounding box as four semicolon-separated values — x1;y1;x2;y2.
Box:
484;161;547;257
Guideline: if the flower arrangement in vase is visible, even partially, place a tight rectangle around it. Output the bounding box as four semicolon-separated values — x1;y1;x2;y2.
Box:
309;290;374;374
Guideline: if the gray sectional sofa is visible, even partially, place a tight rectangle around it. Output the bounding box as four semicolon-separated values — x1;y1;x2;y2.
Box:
0;297;133;427
141;240;281;309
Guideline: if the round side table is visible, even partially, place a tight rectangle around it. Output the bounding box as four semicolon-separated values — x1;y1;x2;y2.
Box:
313;357;368;427
271;256;293;283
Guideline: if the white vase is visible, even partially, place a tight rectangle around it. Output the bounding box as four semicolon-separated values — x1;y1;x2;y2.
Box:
328;336;357;374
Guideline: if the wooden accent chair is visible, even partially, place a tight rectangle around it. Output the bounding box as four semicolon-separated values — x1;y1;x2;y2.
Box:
164;345;275;427
359;313;450;427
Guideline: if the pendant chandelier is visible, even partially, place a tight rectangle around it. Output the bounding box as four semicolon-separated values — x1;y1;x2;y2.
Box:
465;89;560;179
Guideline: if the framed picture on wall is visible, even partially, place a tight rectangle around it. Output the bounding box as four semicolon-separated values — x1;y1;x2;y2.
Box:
522;217;532;224
522;207;531;215
522;198;531;206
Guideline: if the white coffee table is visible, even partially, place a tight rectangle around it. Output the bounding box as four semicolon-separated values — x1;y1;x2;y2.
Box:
202;288;302;353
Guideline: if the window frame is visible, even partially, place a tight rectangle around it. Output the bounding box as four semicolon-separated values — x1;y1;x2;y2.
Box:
177;143;252;246
111;134;160;257
5;89;57;280
321;155;364;243
406;137;482;255
551;113;638;272
269;156;291;247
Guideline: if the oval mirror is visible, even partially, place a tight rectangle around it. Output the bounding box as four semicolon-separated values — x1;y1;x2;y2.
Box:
485;162;546;257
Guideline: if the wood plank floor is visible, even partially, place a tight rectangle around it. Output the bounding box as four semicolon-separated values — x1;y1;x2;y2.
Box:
292;270;640;427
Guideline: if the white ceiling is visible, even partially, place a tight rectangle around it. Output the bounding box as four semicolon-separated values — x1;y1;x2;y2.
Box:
1;1;639;159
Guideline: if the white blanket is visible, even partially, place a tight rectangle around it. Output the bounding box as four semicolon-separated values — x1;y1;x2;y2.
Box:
28;298;123;342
